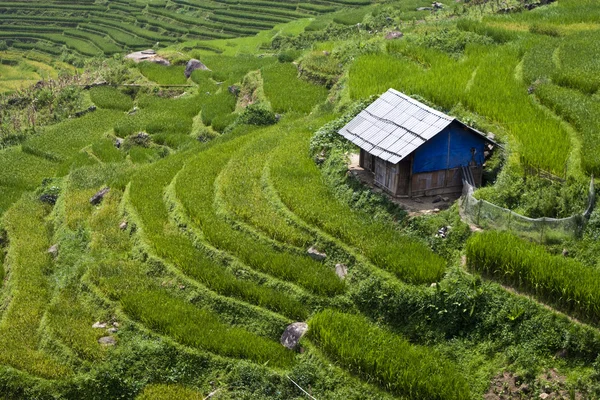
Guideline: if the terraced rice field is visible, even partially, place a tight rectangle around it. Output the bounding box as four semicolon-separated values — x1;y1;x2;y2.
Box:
2;0;600;397
0;0;369;57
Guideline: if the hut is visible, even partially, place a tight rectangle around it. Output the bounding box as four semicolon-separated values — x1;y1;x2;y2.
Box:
339;89;496;197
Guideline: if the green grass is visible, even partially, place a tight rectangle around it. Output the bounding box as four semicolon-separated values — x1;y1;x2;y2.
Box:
0;196;71;378
128;145;309;319
137;63;188;85
22;109;125;163
467;231;600;322
114;94;204;137
310;310;471;400
175;122;346;296
90;86;133;111
262;62;329;113
122;289;295;367
200;89;236;128
137;384;205;400
218;125;314;248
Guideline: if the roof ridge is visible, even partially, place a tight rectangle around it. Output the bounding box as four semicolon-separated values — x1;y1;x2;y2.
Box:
387;88;454;122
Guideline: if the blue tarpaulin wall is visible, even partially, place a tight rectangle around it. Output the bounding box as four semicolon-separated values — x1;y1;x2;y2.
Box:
412;122;487;174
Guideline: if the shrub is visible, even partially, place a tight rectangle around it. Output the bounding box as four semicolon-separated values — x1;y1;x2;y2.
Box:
239;104;277;126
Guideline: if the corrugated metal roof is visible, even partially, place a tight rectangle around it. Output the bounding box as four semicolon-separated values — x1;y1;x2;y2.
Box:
339;89;455;164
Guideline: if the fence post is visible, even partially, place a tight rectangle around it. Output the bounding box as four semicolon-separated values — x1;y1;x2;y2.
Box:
477;199;482;226
540;217;546;244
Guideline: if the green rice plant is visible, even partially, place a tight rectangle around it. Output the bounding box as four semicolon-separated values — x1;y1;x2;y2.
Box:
309;310;470;400
522;36;558;85
89;86;133;111
268;124;445;284
332;8;369;25
535;83;600;175
91;138;125;163
298;3;338;13
63;29;121;55
0;196;71;378
80;23;150;48
94;18;175;43
137;62;188;85
135;15;190;35
466;230;600;322
121;289;295;367
175;124;346;296
218;123;314;248
201;90;236;127
227;5;308;19
137;384;205;400
147;8;257;36
553;30;600;95
261;62;329;113
23;109;125;163
128;147;308;319
196;54;277;83
0;147;58;190
456;19;519;43
209;14;277;30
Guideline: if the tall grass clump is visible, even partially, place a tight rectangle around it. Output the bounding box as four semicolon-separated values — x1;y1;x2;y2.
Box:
466;231;600;322
309;310;471;400
553;31;600;95
262;63;329;113
90;86;133;111
269;124;445;284
121;290;295;367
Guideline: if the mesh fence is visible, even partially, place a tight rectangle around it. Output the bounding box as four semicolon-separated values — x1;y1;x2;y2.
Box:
460;177;595;244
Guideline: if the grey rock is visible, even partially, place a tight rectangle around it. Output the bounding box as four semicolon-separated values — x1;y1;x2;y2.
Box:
385;31;404;40
119;221;128;230
92;321;107;329
417;6;432;10
107;327;119;334
432;195;443;203
335;264;348;279
90;187;110;205
48;244;58;258
114;138;123;149
131;131;150;147
442;197;450;202
185;59;210;78
98;336;116;346
280;322;308;350
307;246;326;261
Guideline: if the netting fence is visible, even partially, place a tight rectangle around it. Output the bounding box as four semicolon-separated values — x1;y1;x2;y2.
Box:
459;177;595;244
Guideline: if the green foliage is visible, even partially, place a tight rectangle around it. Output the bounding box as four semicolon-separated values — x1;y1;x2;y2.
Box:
238;104;277;126
309;310;471;400
262;62;329;113
90;86;133;111
467;231;600;322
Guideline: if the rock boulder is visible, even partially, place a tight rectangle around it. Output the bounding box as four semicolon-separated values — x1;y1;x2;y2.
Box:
280;322;308;349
